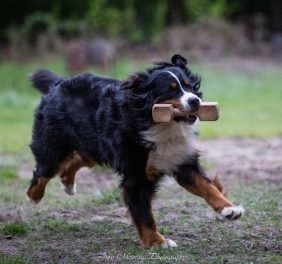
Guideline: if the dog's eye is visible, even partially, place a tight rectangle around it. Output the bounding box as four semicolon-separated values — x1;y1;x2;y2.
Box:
170;82;178;90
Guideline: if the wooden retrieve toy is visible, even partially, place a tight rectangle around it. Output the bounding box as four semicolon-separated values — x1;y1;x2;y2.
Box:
152;102;219;122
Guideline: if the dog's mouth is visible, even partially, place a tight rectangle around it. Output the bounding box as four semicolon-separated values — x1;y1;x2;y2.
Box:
174;114;197;124
155;99;198;124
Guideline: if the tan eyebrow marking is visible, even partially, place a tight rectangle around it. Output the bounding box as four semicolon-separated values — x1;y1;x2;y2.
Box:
184;80;189;85
170;82;178;90
164;71;186;93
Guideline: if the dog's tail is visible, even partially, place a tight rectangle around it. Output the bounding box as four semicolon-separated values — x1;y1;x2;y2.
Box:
30;69;61;94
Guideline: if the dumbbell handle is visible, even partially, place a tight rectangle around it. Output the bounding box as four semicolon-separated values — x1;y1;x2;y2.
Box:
152;102;219;122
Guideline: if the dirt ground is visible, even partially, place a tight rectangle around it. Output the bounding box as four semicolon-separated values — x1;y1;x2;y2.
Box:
0;138;281;263
201;137;282;184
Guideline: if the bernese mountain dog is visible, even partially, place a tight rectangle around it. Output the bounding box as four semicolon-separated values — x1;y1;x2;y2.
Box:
27;54;244;248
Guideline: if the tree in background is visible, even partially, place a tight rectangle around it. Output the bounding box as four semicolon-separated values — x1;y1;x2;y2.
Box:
0;0;281;44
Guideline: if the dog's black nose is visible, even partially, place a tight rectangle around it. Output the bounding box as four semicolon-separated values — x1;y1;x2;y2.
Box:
188;97;200;108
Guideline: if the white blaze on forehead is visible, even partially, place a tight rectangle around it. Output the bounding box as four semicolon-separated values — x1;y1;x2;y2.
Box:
164;70;186;93
163;70;202;110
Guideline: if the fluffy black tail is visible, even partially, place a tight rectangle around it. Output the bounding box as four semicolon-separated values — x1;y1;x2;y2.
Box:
30;69;61;94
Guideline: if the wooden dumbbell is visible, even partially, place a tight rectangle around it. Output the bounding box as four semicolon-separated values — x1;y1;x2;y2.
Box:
152;102;219;123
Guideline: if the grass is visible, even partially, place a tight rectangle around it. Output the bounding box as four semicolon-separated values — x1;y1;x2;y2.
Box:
0;256;25;264
0;167;18;182
0;176;281;263
198;65;282;138
95;187;122;205
1;223;28;236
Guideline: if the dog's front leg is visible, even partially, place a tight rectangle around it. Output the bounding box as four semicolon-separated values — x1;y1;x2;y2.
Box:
121;176;177;248
174;162;244;220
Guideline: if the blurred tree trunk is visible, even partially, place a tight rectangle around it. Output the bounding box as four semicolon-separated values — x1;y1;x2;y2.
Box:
166;0;186;24
270;0;282;31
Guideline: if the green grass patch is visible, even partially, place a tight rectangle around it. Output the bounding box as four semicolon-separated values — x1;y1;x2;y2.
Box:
0;166;18;182
198;66;282;138
1;223;28;236
0;255;26;264
0;59;66;95
232;182;282;227
158;225;173;235
43;218;86;234
0;173;26;204
95;187;122;205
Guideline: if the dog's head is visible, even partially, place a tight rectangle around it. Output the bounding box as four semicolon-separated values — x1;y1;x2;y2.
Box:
122;54;202;123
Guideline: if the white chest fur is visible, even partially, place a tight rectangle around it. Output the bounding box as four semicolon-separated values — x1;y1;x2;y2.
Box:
142;121;199;175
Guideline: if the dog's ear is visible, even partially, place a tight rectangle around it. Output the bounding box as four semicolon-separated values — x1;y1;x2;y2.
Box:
171;54;187;67
121;72;150;92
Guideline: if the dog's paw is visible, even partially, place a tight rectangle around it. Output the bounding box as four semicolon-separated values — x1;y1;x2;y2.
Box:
221;205;244;220
61;182;76;195
26;177;49;204
26;194;41;204
161;239;178;248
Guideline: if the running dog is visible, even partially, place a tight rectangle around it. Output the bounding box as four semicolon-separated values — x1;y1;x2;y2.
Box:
27;54;244;248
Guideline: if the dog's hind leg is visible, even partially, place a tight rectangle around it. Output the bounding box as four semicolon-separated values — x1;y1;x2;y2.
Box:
27;139;73;203
27;160;59;204
174;162;244;220
121;176;177;248
59;151;95;195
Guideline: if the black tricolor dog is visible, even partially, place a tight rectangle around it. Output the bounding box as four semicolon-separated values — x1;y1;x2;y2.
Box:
27;54;243;248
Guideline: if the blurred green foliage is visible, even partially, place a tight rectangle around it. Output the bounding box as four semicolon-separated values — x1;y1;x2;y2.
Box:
184;0;230;19
1;0;281;43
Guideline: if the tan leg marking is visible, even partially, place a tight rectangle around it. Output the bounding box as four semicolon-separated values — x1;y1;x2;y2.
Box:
146;152;164;182
27;177;50;204
59;151;95;195
146;164;162;182
27;151;95;203
183;174;244;219
184;173;234;212
138;223;166;248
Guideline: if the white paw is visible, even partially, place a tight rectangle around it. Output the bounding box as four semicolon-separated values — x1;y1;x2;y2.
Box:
221;205;244;220
161;239;178;248
61;182;76;195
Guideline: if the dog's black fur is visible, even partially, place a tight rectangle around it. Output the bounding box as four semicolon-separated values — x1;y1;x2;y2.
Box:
28;54;240;248
30;54;201;177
